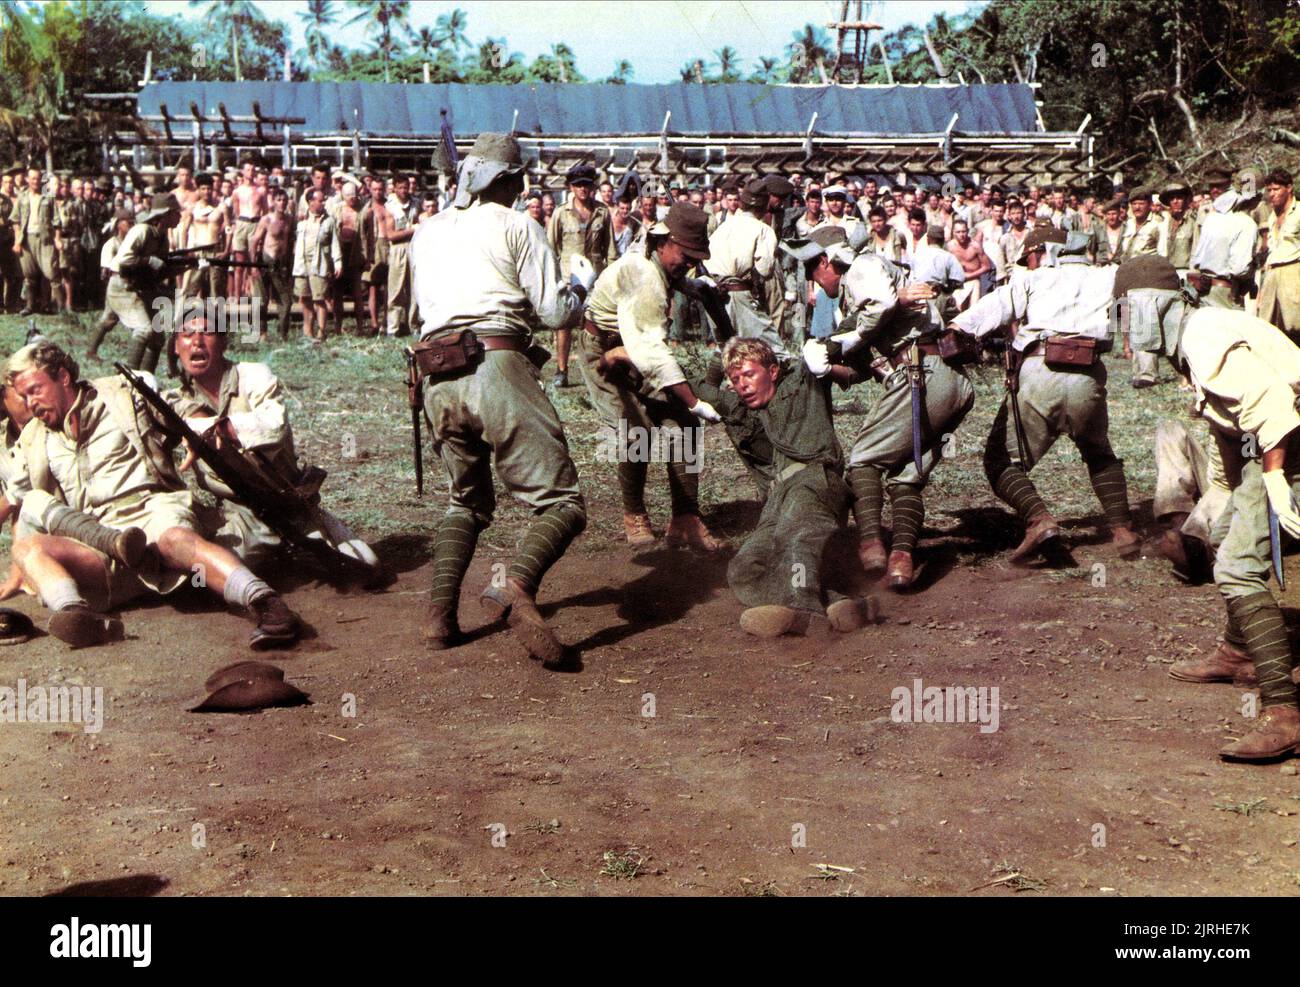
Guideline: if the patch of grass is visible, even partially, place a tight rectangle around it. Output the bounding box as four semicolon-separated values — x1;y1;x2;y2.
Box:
532;867;577;889
523;818;562;835
1213;797;1269;817
0;313;1201;565
599;848;645;880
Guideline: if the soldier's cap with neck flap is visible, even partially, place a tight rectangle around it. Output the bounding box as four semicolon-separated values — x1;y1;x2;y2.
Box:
781;224;856;266
453;133;527;208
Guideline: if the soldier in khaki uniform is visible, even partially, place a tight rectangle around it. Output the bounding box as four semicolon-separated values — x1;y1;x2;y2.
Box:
706;176;786;355
1257;168;1300;338
111;194;181;373
797;227;973;590
547;162;618;387
1159;182;1197;272
1159;304;1300;762
576;202;726;551
950;230;1141;563
12;167;57;316
1124;188;1161;260
4;340;302;649
409;134;587;669
0;167;22;312
1188;185;1259;310
292;188;343;342
164;317;377;570
380;174;420;337
87;209;134;361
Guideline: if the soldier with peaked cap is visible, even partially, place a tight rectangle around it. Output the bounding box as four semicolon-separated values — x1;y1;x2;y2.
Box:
409;133;588;669
795;225;973;590
547;161;618;388
577;202;727;552
1124;188;1161;261
949;228;1141;564
706;176;787;355
112;193;182;373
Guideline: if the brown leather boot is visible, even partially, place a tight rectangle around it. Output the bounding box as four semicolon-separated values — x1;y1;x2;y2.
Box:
886;550;914;591
1219;705;1300;762
739;605;830;639
1111;524;1141;560
422;605;460;651
1008;513;1061;563
666;514;727;552
480;577;566;669
623;512;656;547
826;596;880;633
858;538;888;576
1170;639;1252;684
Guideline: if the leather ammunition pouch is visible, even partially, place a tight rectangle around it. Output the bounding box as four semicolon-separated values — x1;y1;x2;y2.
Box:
410;330;486;383
1043;334;1098;369
937;329;981;366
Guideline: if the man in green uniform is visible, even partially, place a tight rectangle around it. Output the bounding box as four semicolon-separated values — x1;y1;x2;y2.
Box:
691;336;877;639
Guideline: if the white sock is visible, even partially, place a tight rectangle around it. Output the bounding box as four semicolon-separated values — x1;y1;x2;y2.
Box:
222;566;273;609
42;577;86;613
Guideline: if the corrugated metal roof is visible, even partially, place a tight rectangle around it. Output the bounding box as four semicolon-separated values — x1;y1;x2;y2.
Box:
137;81;1040;138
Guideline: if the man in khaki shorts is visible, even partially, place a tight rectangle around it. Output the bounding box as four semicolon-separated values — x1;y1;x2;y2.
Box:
292;188;342;342
3;340;302;649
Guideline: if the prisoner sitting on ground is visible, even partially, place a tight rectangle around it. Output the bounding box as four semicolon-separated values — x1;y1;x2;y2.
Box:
2;340;302;648
162;310;378;571
689;336;878;639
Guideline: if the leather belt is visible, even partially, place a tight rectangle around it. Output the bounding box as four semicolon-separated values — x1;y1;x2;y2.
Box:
1268;258;1300;269
886;341;941;369
237;215;260;222
480;335;528;353
582;318;622;347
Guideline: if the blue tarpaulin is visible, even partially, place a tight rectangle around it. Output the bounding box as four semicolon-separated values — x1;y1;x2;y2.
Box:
137;81;1041;138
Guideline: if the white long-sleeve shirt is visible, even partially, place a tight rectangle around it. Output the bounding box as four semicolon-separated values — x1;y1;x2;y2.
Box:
410;200;581;339
951;257;1116;351
1181;307;1300;452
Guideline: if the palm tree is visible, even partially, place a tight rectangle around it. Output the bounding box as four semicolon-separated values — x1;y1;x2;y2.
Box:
751;55;779;84
297;0;337;71
551;42;577;83
608;59;633;84
413;25;440;60
435;8;469;52
190;0;262;81
787;22;831;83
347;0;412;83
713;45;739;82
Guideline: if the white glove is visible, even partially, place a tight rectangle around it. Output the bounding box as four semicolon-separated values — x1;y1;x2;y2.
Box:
690;399;723;424
830;329;867;356
695;275;717;290
802;338;832;377
1263;470;1300;538
569;255;597;291
147;255;165;271
784;290;797;303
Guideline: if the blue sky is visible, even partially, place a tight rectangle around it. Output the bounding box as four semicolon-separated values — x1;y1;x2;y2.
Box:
143;0;979;84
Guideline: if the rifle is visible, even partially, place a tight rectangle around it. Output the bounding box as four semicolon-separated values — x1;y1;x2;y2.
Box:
403;347;424;496
114;363;377;585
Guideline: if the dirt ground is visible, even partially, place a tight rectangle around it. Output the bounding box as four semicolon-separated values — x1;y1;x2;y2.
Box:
3;497;1300;898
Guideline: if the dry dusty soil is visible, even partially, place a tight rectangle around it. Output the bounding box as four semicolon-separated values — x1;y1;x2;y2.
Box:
3;494;1300;898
